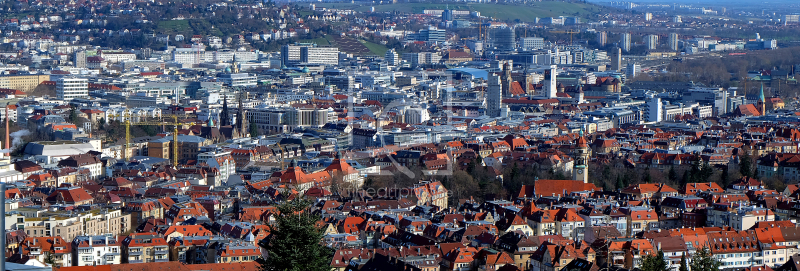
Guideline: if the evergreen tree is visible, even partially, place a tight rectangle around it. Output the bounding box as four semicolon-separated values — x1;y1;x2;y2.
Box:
668;166;678;183
69;105;78;124
720;166;729;188
689;247;721;271
682;170;691;185
249;122;259;138
643;170;653;184
739;149;753;178
700;162;714;181
679;253;689;271
641;250;669;271
260;198;332;271
616;175;625;190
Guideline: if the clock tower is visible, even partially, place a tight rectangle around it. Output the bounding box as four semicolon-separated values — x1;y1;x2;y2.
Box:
573;128;590;183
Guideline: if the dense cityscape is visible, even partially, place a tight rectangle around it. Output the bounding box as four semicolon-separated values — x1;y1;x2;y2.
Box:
1;0;800;270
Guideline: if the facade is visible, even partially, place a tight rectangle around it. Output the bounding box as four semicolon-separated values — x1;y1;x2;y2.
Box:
57;77;88;100
644;34;659;50
521;37;544;50
0;74;50;92
621;33;632;52
490;27;515;50
486;74;502;118
668;33;680;51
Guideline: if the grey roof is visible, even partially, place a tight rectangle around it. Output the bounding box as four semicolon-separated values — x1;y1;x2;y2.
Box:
24;142;95;156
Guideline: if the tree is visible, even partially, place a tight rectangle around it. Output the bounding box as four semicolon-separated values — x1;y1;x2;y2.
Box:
679;253;689;271
690;247;721;271
98;117;106;128
69;105;79;124
739;150;753;178
641;250;669;271
250;122;259;138
668;166;678;183
260;198;332;271
719;166;729;187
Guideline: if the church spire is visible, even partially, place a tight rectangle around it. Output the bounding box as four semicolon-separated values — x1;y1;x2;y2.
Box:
759;83;766;115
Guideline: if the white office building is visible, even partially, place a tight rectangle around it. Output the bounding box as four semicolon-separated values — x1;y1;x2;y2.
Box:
521;37;545;50
57;77;88;100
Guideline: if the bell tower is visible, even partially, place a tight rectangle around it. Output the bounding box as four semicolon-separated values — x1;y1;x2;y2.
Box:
573;128;590;183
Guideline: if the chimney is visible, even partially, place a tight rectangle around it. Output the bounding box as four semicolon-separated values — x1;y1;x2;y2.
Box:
4;106;8;157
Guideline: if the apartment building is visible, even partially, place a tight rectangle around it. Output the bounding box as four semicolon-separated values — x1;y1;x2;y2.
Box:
124;200;166;231
121;233;170;263
18;236;73;267
71;235;122;266
707;205;775;230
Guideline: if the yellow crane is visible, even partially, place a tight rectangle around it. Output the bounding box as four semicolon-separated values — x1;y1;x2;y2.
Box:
549;30;580;44
112;113;195;167
277;142;285;169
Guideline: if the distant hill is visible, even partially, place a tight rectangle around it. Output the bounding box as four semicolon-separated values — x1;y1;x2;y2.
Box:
317;2;605;21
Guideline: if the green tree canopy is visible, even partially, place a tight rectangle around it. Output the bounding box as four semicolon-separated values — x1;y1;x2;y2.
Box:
260;198;332;271
641;250;669;271
690;247;721;271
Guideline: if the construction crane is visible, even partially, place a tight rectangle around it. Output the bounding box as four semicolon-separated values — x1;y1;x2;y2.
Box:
549;30;580;44
112;113;195;167
277;143;285;169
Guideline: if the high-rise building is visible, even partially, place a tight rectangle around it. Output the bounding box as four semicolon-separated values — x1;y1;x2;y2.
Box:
74;51;86;68
486;74;502;117
520;37;544;50
545;65;557;98
442;9;453;21
56;77;88;100
597;31;607;47
610;47;622;72
644;35;659;50
385;49;399;66
645;12;653;21
627;63;641;78
621;33;632;52
673;16;682;23
668;33;680;51
490;27;515;50
646;95;663;122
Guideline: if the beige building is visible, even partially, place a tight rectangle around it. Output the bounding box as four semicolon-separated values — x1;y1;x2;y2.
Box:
0;74;50;92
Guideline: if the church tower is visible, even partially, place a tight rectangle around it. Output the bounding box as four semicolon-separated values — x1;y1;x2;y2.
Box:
758;83;766;115
573;128;590;183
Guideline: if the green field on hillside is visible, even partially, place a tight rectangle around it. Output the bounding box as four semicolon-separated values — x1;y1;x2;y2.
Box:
359;39;389;55
316;2;602;21
157;20;190;33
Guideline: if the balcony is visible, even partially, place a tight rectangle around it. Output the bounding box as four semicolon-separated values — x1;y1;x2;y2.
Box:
154;258;169;263
155;251;168;255
128;259;143;264
128;250;143;256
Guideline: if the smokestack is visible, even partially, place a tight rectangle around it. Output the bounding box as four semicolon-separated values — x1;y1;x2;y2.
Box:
5;106;8;157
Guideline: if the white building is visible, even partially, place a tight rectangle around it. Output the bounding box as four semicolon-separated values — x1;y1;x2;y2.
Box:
644;34;659;50
57;77;88;100
521;37;545;50
71;235;122;266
